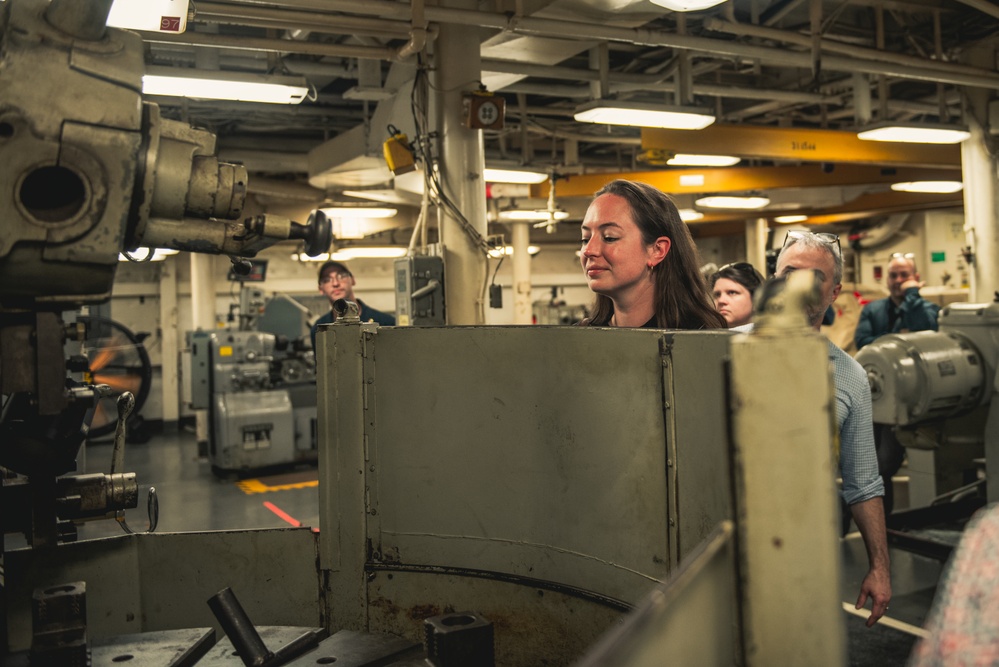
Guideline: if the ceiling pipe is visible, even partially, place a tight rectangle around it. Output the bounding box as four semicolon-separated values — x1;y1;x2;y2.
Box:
193;1;414;38
702;17;993;80
954;0;999;21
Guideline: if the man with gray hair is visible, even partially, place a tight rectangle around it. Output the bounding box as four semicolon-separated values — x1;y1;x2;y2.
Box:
775;231;891;628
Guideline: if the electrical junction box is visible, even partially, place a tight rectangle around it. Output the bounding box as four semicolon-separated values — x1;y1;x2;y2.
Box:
394;255;446;326
462;92;505;131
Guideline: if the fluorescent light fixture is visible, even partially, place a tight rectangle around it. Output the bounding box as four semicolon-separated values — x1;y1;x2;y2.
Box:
488;245;541;258
678;208;704;222
667;154;740;167
497;209;570;222
856;122;970;145
320;207;398;219
108;0;189;33
891;181;964;194
774;214;809;224
118;247;178;262
142;66;308;104
294;247;407;261
648;0;726;10
484;168;549;184
574;100;716;130
695;195;770;210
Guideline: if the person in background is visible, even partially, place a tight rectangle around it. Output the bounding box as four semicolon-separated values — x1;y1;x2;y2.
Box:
855;252;940;516
579;179;726;329
775;230;891;628
310;260;395;352
855;252;940;350
710;261;765;332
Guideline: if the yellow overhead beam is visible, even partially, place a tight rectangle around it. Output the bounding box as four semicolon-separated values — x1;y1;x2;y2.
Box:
533;164;961;199
641;124;960;169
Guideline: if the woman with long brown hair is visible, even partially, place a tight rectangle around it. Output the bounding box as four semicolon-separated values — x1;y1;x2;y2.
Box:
579;179;725;329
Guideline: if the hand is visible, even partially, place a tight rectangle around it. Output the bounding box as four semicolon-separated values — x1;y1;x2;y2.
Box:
900;279;924;291
855;566;892;627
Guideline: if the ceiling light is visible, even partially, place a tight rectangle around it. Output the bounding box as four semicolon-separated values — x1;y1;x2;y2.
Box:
320;207;398;219
118;247;177;262
891;181;964;194
856;122;970;145
677;208;704;222
667;154;740;167
774;215;809;224
573;100;716;130
293;247;407;261
484;168;549;184
142;67;308;104
695;195;770;210
107;0;189;32
648;0;726;10
497;209;570;222
488;245;541;258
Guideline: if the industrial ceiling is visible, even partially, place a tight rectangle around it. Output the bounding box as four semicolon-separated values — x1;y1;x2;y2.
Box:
140;0;998;242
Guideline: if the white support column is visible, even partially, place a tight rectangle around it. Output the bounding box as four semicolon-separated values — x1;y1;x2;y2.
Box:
159;257;179;428
511;222;532;324
745;218;768;276
961;44;999;302
961;119;999;302
435;2;488;325
190;253;216;445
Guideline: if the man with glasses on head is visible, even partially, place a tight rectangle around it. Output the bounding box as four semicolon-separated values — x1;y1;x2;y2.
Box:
776;231;891;628
310;260;396;353
854;252;939;518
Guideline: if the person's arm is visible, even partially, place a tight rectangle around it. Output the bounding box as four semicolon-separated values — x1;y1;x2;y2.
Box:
850;497;892;627
854;304;878;349
898;286;940;332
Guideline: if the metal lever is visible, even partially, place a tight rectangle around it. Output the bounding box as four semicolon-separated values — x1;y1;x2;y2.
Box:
110;391;159;534
208;587;325;667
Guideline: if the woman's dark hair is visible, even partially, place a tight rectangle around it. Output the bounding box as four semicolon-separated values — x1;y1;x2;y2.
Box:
709;262;765;297
584;180;726;329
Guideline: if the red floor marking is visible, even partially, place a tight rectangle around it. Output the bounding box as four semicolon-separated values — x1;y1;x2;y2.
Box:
263;501;302;527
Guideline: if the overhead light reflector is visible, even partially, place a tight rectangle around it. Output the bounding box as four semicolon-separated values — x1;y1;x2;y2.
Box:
667;154;740;167
648;0;726;10
488;245;541;258
774;215;808;224
856;122;970;145
497;209;570;222
294;247;407;261
891;181;964;194
695;195;770;210
574;100;716;130
320;207;398;219
142;67;308;104
677;208;704;222
484;168;549;184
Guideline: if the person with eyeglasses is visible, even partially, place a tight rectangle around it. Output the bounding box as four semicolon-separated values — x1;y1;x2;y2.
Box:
776;230;891;628
854;252;940;350
579;180;726;329
709;262;765;332
310;260;396;352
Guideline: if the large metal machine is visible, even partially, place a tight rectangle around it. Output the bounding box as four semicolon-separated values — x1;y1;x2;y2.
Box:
855;299;999;509
0;0;329;547
189;290;318;474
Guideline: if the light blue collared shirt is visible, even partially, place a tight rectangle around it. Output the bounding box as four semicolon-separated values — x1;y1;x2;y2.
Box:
829;340;884;505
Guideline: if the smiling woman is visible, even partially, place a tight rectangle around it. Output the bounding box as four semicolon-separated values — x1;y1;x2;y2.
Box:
578;180;726;330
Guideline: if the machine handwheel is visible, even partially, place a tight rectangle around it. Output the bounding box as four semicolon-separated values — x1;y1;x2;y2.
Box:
78;316;153;439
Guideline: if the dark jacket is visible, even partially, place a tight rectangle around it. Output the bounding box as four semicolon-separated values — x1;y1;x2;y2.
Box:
854;287;940;350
